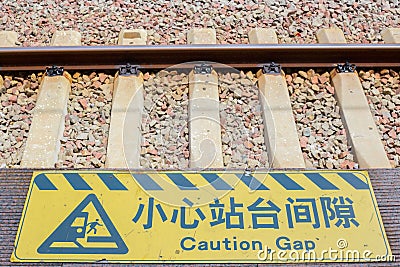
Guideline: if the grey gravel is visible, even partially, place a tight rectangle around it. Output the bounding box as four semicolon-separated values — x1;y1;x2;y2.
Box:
56;72;113;168
0;1;399;46
219;71;268;169
140;71;189;169
288;69;357;169
0;73;41;167
1;67;398;170
359;69;400;168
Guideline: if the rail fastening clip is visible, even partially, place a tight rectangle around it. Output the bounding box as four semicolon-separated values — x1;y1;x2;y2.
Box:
119;63;140;76
336;61;356;73
45;65;64;77
262;62;282;75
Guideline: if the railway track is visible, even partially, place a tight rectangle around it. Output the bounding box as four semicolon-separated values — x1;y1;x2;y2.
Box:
1;28;399;170
1;43;400;70
0;27;399;265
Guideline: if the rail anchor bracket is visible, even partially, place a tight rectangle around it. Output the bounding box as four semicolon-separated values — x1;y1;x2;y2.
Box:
45;65;64;77
262;62;281;75
119;63;139;76
194;64;213;74
336;61;356;73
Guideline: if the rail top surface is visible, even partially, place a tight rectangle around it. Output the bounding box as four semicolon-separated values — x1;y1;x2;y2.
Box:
1;44;400;70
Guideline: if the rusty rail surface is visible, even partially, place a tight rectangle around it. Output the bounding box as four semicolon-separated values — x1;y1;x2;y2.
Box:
0;44;400;71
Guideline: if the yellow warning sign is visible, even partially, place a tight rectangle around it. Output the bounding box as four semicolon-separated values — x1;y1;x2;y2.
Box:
12;171;392;263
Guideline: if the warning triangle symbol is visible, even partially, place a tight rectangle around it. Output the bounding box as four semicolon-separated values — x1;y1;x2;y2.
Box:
37;194;128;254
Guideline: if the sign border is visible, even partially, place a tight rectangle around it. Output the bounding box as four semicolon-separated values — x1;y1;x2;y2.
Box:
12;170;391;263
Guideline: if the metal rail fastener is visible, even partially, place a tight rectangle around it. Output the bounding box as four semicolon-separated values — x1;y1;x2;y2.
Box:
336;61;356;73
194;64;213;74
119;63;139;76
45;65;64;76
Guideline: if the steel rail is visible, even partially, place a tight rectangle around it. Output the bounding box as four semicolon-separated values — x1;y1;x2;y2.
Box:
0;44;400;71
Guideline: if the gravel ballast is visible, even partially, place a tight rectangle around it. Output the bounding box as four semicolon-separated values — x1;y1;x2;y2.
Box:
287;69;357;169
1;69;398;169
140;71;189;169
219;71;268;169
0;73;41;167
0;1;399;46
359;69;400;168
56;72;113;168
